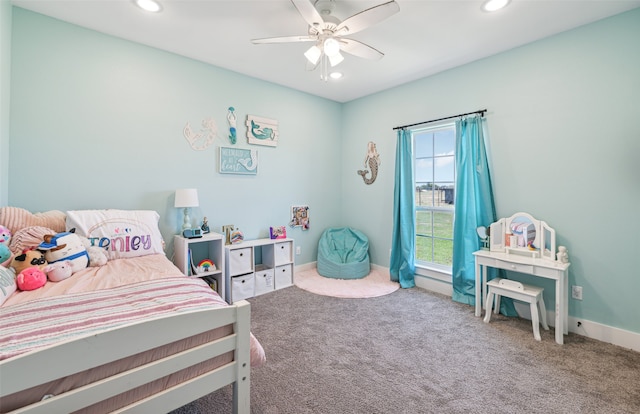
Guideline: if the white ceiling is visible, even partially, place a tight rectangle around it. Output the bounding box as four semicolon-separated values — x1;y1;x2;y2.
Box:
11;0;640;103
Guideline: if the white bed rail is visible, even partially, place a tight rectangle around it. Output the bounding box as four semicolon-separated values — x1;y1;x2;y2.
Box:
0;300;251;414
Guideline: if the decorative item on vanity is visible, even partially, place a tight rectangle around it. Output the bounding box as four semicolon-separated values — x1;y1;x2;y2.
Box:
557;246;569;263
227;107;237;144
175;188;199;232
246;115;278;147
476;225;490;250
219;147;258;175
183;117;217;151
201;217;210;234
222;224;235;245
270;226;287;239
357;141;380;185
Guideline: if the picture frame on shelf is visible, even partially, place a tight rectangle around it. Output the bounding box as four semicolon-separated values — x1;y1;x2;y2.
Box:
270;226;287;239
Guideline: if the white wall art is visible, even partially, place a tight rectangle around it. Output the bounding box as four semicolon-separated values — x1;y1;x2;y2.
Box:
183;117;217;151
246;115;278;147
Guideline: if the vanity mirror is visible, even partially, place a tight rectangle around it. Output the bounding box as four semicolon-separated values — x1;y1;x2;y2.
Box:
489;212;556;260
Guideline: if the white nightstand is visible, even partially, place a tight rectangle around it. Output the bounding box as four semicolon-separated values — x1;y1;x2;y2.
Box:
174;232;225;299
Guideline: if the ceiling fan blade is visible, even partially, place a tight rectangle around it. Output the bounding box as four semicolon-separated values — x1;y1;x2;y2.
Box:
251;35;317;44
335;0;400;36
291;0;325;30
340;38;384;60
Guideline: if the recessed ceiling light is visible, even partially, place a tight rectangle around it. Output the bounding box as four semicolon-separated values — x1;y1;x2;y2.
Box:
135;0;162;13
329;72;343;80
481;0;510;12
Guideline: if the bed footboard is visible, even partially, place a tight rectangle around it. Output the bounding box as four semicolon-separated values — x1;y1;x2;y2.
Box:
0;300;251;414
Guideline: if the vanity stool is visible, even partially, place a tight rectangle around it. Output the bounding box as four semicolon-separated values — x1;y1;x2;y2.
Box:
483;278;549;341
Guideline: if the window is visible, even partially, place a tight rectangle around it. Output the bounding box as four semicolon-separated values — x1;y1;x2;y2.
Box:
412;123;456;269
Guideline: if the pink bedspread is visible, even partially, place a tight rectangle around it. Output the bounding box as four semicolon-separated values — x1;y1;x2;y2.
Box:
0;254;265;367
0;276;227;361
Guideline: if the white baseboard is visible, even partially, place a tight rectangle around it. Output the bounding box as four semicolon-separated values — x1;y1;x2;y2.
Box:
414;274;640;353
297;266;640;353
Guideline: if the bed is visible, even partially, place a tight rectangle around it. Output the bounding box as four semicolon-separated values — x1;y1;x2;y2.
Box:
0;207;265;413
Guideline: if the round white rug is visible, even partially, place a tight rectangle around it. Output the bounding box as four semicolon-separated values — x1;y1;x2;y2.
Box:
294;267;400;298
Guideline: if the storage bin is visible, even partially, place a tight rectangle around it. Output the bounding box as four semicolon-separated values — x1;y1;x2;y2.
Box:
255;268;274;295
228;248;252;276
231;273;254;302
274;264;293;289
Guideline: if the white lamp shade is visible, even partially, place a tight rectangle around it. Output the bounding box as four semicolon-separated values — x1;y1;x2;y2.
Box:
304;45;322;65
328;51;344;67
175;188;199;208
323;38;340;57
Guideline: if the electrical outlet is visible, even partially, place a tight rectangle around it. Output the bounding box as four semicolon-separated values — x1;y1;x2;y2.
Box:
572;285;583;300
296;246;301;255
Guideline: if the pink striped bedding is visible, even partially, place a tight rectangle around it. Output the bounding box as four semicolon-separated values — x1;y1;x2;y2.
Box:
0;276;228;361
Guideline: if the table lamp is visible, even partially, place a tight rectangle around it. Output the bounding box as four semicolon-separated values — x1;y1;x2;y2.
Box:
175;188;199;231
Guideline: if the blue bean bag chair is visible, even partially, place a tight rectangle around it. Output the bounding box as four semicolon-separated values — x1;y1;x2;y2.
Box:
317;227;370;279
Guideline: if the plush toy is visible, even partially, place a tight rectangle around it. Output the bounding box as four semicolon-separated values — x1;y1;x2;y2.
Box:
0;244;11;267
0;226;11;266
0;225;11;246
78;236;108;267
43;260;74;282
39;230;89;273
10;249;47;275
16;267;47;291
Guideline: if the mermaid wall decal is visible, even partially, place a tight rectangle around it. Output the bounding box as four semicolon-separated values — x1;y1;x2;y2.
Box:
357;141;380;185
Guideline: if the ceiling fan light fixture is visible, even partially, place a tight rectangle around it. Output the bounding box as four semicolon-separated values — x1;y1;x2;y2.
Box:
304;45;322;65
329;72;343;80
328;51;344;67
134;0;162;13
481;0;510;12
323;38;341;57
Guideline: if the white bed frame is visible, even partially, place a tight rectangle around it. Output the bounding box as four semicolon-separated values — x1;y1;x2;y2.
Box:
0;300;251;414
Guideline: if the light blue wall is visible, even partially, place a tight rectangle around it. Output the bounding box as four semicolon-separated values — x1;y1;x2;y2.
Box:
6;7;640;335
0;1;11;206
341;9;640;334
8;7;342;264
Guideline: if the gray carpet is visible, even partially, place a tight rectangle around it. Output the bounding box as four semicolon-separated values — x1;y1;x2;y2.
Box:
171;286;640;413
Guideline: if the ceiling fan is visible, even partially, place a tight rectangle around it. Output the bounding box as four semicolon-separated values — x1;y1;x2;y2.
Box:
251;0;400;80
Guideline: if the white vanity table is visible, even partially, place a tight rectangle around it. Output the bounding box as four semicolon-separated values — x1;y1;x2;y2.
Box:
474;212;571;344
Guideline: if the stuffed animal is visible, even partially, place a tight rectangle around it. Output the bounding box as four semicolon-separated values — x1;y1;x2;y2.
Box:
0;226;11;266
39;230;89;273
0;244;11;267
43;260;74;282
78;236;108;267
16;267;47;291
0;225;11;246
10;249;47;275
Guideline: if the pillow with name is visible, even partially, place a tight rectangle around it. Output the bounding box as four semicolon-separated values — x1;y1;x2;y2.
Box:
66;210;165;260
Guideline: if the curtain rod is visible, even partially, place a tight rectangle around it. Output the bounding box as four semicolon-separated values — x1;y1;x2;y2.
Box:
392;109;487;131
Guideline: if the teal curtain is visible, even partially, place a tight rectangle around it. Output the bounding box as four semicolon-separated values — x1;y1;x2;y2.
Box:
451;117;516;315
390;128;416;288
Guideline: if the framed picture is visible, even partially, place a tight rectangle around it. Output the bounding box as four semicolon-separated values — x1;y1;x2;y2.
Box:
289;205;309;230
270;226;287;239
246;115;279;147
219;146;258;175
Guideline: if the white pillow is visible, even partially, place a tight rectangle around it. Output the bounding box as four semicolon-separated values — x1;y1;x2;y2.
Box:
66;210;165;260
0;266;17;306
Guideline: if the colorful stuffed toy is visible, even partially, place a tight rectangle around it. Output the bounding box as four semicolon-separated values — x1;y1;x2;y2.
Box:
16;267;47;291
0;244;11;267
10;249;48;275
79;236;108;267
39;230;89;273
0;226;11;266
43;260;74;282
